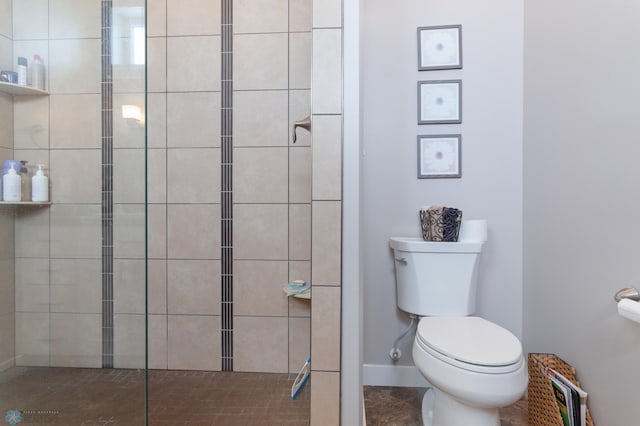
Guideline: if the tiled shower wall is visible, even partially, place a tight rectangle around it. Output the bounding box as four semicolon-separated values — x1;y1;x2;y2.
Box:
0;0;14;373
7;0;343;422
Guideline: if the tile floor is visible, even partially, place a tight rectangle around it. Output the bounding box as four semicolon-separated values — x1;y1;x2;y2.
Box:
0;367;310;425
363;386;528;426
0;367;528;425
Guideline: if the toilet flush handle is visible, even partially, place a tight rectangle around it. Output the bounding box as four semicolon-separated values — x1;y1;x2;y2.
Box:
395;257;407;265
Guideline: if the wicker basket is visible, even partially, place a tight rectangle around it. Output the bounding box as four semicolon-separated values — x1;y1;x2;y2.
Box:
528;353;594;426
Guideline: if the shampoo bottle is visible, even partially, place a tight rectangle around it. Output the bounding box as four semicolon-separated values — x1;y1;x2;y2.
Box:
31;54;45;90
3;164;21;201
17;57;27;86
31;164;49;202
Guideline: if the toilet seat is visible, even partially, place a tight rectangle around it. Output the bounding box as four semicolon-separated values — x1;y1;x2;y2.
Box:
415;316;523;374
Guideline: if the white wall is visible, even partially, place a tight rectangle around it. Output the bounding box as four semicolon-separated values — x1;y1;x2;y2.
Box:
362;0;524;371
523;1;640;424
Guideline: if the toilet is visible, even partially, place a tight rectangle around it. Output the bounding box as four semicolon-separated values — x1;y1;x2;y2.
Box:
389;220;527;426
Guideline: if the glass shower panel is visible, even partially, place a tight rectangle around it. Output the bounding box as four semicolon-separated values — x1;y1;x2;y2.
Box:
0;1;147;424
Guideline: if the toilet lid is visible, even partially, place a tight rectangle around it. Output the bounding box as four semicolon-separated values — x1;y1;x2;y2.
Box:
416;316;522;368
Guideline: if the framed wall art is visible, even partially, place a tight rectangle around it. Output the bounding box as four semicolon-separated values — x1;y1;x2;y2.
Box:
417;134;461;179
417;25;462;70
418;80;462;124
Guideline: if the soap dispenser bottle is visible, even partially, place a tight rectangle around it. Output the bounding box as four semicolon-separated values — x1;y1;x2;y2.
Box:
3;164;21;201
31;164;48;202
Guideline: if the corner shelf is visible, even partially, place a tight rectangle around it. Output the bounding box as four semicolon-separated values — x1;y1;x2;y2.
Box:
0;201;51;206
0;81;48;96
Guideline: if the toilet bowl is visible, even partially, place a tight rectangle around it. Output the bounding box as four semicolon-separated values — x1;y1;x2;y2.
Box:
412;316;527;426
389;221;528;426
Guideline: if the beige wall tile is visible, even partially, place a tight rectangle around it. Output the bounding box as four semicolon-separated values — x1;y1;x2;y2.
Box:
114;259;146;314
289;317;310;373
290;33;312;90
312;29;342;114
148;149;167;204
15;312;49;366
0;38;10;74
233;0;288;34
167;148;220;203
167;92;220;148
233;90;288;147
289;146;311;203
50;0;101;39
0;0;12;38
113;204;146;259
147;0;167;37
289;204;311;260
50;259;101;313
50;313;101;368
234;260;288;317
113;93;146;148
312;201;341;286
147;93;167;148
147;37;167;93
148;204;167;259
50;149;101;203
13;0;47;40
14;96;49;149
234;33;288;90
49;39;101;94
168;315;220;371
0;313;14;371
148;260;167;314
167;0;221;36
15;207;49;258
234;316;288;373
310;371;340;426
15;258;49;313
167;36;220;92
311;286;340;371
49;95;101;149
0;94;13;149
114;314;145;369
290;0;312;32
0;259;14;314
313;0;342;29
289;90;311;146
148;314;167;369
233;147;288;203
312;114;342;200
168;260;220;315
114;149;146;203
167;204;220;259
50;205;101;259
113;63;145;94
234;204;288;260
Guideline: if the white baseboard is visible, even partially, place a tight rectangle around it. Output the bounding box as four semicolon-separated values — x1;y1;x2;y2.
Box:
363;363;430;388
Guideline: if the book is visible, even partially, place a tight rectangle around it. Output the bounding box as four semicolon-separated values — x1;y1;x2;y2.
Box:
549;373;572;426
547;368;588;426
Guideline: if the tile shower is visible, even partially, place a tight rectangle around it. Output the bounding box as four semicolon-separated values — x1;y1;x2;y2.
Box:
0;0;343;424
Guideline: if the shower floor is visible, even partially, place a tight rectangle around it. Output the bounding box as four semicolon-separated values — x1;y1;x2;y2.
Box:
0;367;310;425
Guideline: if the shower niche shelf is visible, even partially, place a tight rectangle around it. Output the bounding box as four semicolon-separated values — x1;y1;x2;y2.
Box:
0;81;49;96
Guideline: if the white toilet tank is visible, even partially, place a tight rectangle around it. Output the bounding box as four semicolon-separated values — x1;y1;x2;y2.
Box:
389;220;487;316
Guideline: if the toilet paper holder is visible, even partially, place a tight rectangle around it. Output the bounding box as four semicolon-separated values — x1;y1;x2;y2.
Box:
614;287;640;302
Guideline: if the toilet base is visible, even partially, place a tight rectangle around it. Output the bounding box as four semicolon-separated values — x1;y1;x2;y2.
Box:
421;387;500;426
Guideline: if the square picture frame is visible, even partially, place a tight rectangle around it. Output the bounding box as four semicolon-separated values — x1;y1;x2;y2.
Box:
418;25;462;70
417;134;461;179
418;80;462;124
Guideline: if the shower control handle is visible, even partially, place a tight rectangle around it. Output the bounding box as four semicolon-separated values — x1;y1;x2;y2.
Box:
292;115;311;144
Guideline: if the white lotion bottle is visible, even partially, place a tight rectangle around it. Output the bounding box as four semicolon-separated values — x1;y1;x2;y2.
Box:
31;54;45;90
3;164;21;201
31;164;48;202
